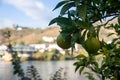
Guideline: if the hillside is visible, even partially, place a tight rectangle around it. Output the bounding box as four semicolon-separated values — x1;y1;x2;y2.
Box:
14;27;61;44
0;27;61;45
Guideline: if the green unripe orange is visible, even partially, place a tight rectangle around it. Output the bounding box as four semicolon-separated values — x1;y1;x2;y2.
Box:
56;34;71;49
85;37;100;53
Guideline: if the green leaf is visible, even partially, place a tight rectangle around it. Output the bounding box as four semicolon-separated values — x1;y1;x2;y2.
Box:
74;62;81;72
79;66;84;74
74;61;85;72
49;17;76;33
55;17;76;33
77;5;86;21
84;72;96;80
75;20;92;29
53;0;69;11
60;2;75;15
104;69;111;78
91;61;99;70
75;0;80;6
112;38;118;44
48;17;57;26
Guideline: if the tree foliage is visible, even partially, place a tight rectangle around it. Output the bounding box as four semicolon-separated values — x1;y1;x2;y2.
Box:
49;0;120;80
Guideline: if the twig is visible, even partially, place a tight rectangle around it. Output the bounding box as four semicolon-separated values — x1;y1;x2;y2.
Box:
94;16;118;28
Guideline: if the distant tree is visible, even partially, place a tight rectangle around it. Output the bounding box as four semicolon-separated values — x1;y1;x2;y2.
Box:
19;41;25;45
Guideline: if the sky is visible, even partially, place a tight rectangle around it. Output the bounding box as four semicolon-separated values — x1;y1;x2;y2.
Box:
0;0;61;29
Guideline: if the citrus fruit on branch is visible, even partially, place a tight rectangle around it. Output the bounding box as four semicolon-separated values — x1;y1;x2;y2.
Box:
56;34;71;49
85;37;101;53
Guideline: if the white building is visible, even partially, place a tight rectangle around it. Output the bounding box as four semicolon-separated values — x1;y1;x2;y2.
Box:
0;45;7;55
42;36;56;42
30;43;65;54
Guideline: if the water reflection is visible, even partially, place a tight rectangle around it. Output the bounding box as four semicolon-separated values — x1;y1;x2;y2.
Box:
0;60;88;80
0;61;16;80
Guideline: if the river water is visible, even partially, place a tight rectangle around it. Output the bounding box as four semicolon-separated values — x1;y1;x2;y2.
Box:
0;60;88;80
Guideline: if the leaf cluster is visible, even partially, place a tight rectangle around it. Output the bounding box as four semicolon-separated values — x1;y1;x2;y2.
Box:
50;0;120;80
